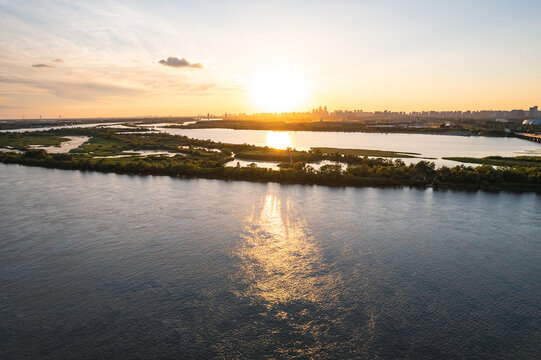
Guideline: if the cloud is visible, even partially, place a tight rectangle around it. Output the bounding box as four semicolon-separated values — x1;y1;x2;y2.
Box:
159;57;202;69
53;59;63;63
32;64;55;68
0;76;144;101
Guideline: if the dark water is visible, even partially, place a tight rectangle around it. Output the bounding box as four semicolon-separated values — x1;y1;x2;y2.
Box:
1;164;540;359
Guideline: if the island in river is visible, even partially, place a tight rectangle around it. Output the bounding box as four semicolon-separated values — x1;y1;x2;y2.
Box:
0;127;540;192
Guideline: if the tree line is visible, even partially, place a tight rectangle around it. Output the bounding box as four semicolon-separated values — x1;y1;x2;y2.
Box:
1;149;539;191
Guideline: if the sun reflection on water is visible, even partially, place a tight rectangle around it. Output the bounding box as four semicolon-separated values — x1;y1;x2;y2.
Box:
265;131;291;150
229;195;380;357
235;194;340;305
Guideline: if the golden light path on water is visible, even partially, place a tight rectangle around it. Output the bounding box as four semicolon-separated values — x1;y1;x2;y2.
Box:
235;194;340;305
265;131;291;150
233;194;377;356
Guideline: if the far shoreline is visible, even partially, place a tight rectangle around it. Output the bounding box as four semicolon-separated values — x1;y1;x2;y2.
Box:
3;117;539;140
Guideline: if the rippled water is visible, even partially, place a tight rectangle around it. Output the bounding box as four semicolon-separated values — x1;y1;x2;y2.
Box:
1;164;540;359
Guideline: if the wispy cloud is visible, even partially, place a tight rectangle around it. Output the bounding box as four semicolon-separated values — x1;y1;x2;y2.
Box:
32;64;55;68
159;57;202;69
53;59;63;63
0;76;144;101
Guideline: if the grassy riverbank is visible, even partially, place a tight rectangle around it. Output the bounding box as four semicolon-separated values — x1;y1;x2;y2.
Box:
0;133;69;150
312;147;420;158
1;149;539;191
443;156;541;167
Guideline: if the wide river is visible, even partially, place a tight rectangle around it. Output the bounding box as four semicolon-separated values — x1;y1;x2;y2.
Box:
1;164;540;359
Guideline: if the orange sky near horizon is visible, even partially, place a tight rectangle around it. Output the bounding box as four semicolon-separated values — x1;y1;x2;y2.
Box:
1;1;540;120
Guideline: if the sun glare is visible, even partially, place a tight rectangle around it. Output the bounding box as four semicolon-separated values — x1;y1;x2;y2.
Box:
249;69;307;112
266;131;291;150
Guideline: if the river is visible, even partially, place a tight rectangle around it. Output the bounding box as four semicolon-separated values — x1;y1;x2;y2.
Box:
1;164;540;359
157;127;541;167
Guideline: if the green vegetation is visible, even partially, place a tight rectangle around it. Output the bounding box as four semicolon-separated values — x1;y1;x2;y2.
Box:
69;136;134;156
235;148;319;162
0;128;539;192
235;147;423;164
0;128;236;163
434;164;540;190
0;117;195;131
0;133;69;150
1;150;539;191
443;156;541;167
311;147;420;158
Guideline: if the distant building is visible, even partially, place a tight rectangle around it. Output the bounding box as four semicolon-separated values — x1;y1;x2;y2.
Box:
522;119;541;125
510;110;525;119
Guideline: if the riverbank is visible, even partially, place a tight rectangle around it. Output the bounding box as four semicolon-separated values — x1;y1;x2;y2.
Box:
443;156;541;167
1;128;539;192
166;119;533;137
1;149;539;192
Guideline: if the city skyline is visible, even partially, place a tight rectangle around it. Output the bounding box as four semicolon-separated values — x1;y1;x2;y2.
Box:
3;104;539;122
1;0;541;119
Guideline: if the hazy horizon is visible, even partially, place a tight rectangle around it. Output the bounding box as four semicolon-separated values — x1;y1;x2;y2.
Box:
1;104;540;123
1;0;541;119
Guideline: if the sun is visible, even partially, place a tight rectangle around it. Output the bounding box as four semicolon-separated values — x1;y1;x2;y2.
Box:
249;68;307;112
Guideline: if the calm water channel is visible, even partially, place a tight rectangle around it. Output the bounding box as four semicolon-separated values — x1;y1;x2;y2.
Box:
1;164;540;359
4;123;541;167
159;128;541;167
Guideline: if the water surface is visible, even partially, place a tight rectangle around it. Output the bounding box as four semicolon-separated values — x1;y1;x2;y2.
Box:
1;164;540;359
158;128;541;167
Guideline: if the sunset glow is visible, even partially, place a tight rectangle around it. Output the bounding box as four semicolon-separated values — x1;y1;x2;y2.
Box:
0;0;541;119
2;1;540;119
249;69;307;112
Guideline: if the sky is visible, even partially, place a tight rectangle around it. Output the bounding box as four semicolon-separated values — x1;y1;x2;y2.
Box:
0;0;540;119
